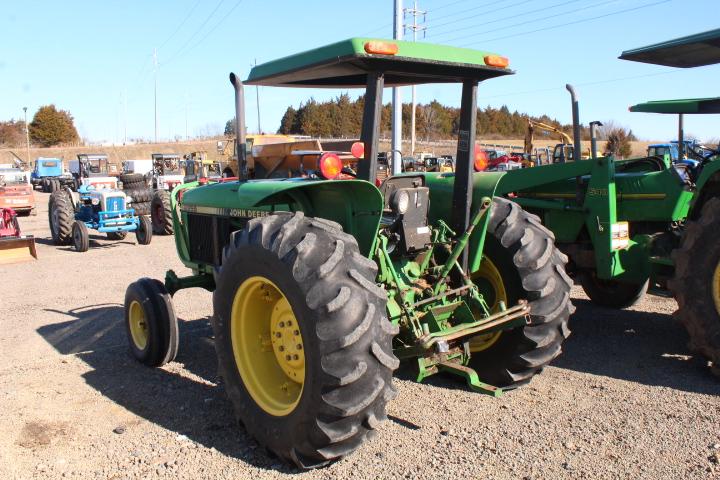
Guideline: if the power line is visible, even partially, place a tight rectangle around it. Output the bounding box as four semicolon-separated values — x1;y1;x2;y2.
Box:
163;0;227;65
428;0;519;24
429;0;587;41
481;69;682;100
157;0;204;51
462;0;671;45
163;0;244;67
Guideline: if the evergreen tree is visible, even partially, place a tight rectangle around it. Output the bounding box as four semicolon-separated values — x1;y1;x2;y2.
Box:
29;105;79;147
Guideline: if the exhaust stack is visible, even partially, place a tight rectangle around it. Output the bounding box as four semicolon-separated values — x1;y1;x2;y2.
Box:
566;84;581;161
229;73;248;180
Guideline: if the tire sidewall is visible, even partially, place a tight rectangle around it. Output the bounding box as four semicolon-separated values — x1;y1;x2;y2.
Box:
213;244;322;451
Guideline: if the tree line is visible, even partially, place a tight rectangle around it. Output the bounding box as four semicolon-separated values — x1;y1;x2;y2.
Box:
0;105;79;148
273;94;595;141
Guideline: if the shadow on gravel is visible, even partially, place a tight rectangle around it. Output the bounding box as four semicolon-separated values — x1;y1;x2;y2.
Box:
554;299;720;395
37;304;292;472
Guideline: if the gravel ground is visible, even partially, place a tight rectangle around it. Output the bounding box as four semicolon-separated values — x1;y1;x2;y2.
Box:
1;191;719;480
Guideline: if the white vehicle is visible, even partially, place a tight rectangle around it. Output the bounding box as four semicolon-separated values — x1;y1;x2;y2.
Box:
69;154;118;190
150;153;185;191
123;159;153;176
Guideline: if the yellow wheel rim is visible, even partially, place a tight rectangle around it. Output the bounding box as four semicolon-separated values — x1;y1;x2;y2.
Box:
469;257;507;352
128;300;149;350
230;276;305;416
713;262;720;315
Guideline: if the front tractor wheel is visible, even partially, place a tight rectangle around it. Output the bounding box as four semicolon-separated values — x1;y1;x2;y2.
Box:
670;197;720;375
135;215;152;245
124;278;179;367
212;212;397;469
467;197;574;389
72;220;89;252
579;273;648;309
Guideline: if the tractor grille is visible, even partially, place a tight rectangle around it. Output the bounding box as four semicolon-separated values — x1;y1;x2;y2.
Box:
106;197;124;212
187;213;235;266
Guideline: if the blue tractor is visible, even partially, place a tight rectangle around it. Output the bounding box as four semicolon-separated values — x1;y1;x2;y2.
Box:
31;157;76;193
48;185;152;252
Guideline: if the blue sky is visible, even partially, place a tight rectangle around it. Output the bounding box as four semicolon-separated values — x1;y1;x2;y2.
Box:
2;0;719;144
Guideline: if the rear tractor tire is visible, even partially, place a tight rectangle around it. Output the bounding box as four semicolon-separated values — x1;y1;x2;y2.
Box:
580;272;648;309
212;211;398;469
135;215;152;245
48;190;74;245
151;190;174;235
669;197;720;375
72;220;89;252
124;278;179;367
467;197;574;389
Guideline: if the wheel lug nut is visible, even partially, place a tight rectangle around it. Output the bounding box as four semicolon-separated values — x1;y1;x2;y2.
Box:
278;346;284;352
287;321;292;327
294;330;299;336
285;355;291;361
275;332;281;338
293;354;299;360
279;322;285;328
296;344;302;350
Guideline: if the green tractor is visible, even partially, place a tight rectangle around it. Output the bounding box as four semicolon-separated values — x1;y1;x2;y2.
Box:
123;39;573;467
506;29;720;372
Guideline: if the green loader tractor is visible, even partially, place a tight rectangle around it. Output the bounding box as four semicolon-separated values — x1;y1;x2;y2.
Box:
123;39;573;468
506;29;720;373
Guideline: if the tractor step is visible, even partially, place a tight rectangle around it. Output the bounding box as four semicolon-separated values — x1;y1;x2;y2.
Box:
438;361;503;397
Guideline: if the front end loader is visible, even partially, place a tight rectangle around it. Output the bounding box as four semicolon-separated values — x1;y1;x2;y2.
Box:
123;38;574;468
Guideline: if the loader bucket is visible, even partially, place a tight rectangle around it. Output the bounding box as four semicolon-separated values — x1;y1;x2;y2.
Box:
0;236;37;264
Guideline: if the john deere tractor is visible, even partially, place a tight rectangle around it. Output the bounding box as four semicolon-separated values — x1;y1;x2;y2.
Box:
123;38;573;468
500;29;720;374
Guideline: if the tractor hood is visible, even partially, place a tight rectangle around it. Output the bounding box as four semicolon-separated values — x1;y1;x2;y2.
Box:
176;178;383;262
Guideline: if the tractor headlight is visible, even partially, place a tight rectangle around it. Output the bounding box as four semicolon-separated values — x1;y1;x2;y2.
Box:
91;197;100;206
391;189;410;215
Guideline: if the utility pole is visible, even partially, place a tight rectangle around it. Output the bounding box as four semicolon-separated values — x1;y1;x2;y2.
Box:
122;90;127;145
153;48;158;143
404;1;426;156
23;107;30;164
254;59;261;134
392;0;403;175
185;91;189;141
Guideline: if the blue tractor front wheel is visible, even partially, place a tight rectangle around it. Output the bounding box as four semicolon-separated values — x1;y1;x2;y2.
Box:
72;220;89;252
136;215;152;245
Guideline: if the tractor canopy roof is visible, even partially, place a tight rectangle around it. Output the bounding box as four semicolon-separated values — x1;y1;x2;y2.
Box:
629;97;720;114
619;28;720;67
245;38;513;87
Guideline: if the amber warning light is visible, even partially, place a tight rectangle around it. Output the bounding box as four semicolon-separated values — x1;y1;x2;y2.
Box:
484;55;509;68
364;41;399;55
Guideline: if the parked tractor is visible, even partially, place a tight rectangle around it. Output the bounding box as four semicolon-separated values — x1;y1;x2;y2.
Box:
0;166;36;216
69;154;118;191
148;154;186;235
48;185;151;252
502;28;720;374
30;157;76;193
123;38;573;468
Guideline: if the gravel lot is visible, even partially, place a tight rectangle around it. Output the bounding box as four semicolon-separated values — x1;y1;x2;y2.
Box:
2;191;719;480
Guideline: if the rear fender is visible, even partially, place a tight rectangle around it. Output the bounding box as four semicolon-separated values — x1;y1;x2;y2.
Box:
259;180;383;257
423;172;504;273
691;159;720;218
171;179;383;267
